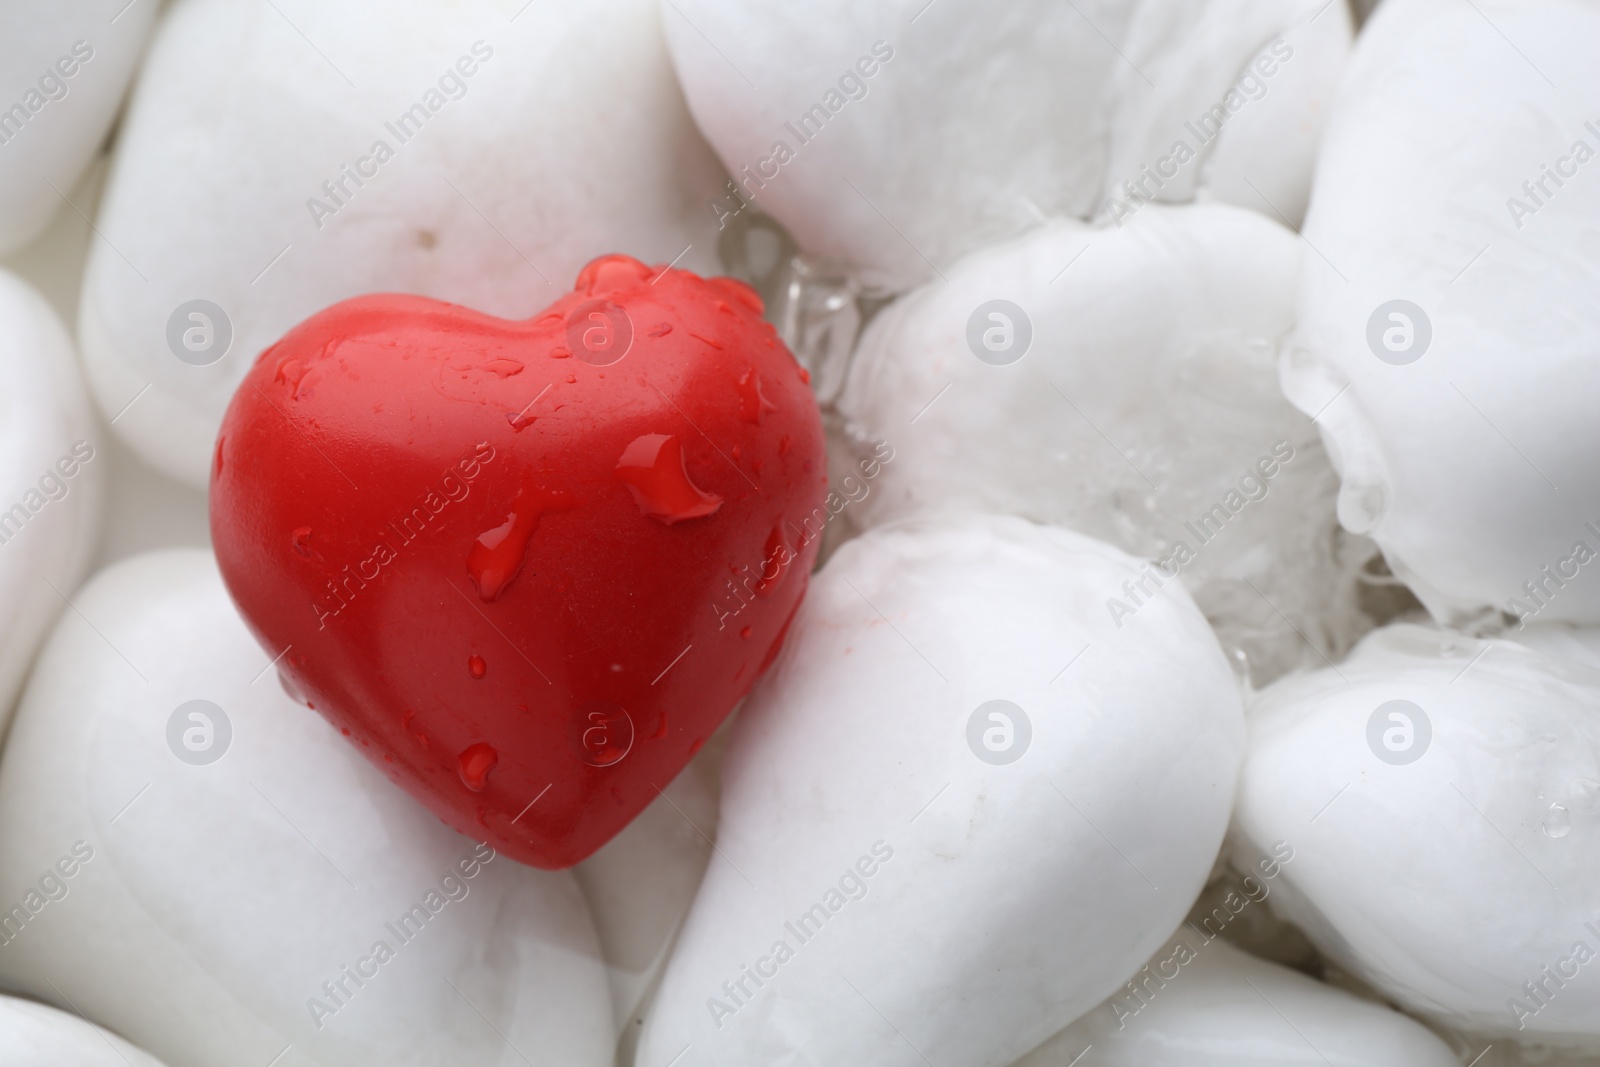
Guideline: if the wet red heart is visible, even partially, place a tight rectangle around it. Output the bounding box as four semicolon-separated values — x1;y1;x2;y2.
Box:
210;255;827;868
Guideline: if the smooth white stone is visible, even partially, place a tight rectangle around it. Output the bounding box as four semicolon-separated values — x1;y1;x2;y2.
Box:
1234;622;1600;1047
1197;3;1353;229
836;203;1361;683
0;268;104;725
80;0;728;488
0;153;213;572
0;549;613;1067
639;514;1243;1067
0;0;158;254
1284;0;1600;627
1017;938;1459;1066
662;0;1345;291
0;994;170;1066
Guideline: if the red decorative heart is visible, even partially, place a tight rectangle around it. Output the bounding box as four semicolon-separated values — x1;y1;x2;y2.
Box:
210;255;827;868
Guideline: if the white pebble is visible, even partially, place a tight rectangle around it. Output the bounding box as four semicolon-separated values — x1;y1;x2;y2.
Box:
663;0;1346;290
0;0;158;254
639;514;1243;1066
0;549;614;1066
1285;0;1600;628
0;268;103;725
1234;622;1600;1047
1018;937;1459;1066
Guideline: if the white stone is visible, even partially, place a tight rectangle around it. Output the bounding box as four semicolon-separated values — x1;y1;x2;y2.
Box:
638;514;1243;1067
0;994;170;1066
1017;938;1459;1066
1284;0;1600;627
0;0;158;254
80;0;729;488
0;549;613;1067
836;203;1360;683
662;0;1347;291
0;268;104;725
1234;622;1600;1047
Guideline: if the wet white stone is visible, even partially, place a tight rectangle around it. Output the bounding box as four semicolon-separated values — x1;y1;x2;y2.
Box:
80;0;729;488
0;549;613;1067
662;0;1347;291
1284;0;1600;628
1234;622;1600;1049
836;203;1365;684
639;514;1244;1067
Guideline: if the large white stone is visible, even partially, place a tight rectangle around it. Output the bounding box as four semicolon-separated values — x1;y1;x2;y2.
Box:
836;203;1361;683
1284;0;1600;628
0;995;170;1066
1017;938;1459;1066
1234;622;1600;1048
80;0;728;488
0;0;159;254
662;0;1347;291
0;268;104;725
0;549;613;1067
638;514;1243;1067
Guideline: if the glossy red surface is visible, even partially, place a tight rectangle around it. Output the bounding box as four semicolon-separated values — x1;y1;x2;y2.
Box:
210;255;827;868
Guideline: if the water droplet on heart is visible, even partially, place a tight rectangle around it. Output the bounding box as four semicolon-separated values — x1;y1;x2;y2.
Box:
740;626;751;639
457;743;498;792
754;526;788;595
292;527;313;557
797;365;811;385
1544;803;1572;838
535;313;563;328
648;323;673;338
615;434;723;524
737;368;776;425
577;253;652;295
468;655;486;679
550;346;571;359
485;358;523;378
688;330;723;351
213;436;226;477
467;479;575;600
